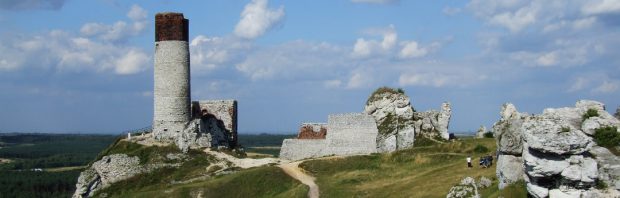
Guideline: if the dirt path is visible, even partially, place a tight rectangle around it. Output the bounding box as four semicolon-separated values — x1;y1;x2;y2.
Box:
204;149;281;169
279;161;319;198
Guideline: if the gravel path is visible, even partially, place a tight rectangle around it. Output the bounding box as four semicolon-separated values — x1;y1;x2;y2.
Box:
279;161;319;198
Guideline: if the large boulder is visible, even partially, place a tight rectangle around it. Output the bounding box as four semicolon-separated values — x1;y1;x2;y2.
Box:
364;87;416;152
437;102;452;140
73;154;146;198
413;103;452;140
496;154;524;189
522;117;593;155
493;100;620;197
475;125;487;138
176;119;212;153
493;103;527;155
446;177;479;198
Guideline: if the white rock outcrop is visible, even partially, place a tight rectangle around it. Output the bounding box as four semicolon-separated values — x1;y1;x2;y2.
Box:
73;154;147;198
475;125;487;138
364;88;452;152
364;89;416;152
493;100;620;197
446;177;479;198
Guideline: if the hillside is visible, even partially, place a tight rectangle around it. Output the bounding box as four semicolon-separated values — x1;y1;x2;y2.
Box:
83;137;525;197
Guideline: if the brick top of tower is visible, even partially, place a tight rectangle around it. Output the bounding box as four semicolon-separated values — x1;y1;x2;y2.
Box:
155;12;188;42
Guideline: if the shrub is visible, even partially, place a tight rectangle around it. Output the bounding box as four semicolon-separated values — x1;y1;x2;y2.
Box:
473;144;490;153
596;179;608;190
560;127;570;133
483;132;494;138
582;108;600;121
593;126;620;148
367;87;405;104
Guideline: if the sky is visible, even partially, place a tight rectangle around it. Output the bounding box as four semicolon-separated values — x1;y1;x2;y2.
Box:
0;0;619;134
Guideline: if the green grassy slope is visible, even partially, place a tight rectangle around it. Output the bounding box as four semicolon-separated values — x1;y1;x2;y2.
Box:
92;141;308;198
300;138;526;198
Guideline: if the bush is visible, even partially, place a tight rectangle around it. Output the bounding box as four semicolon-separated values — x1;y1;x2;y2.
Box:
582;108;600;121
594;126;620;148
483;132;494;138
596;179;608;190
473;144;490;153
367;87;405;104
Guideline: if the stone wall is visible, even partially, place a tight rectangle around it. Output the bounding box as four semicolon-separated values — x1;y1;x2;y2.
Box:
297;123;327;139
191;100;237;147
153;13;191;141
279;113;378;161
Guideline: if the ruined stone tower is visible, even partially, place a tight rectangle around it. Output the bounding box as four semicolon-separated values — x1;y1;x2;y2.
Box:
153;13;190;140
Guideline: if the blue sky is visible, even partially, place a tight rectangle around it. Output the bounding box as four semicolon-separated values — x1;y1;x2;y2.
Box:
0;0;619;134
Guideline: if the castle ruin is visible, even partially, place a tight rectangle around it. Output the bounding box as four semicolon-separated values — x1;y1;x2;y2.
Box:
152;13;237;150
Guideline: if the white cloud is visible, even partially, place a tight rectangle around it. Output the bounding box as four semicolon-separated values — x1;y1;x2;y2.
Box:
234;0;285;39
352;38;372;57
351;25;442;59
399;73;451;87
236;40;345;81
582;0;620;15
346;72;366;89
190;35;252;72
568;77;588;92
350;0;398;4
115;49;149;75
80;4;148;43
323;80;342;89
399;41;427;58
487;6;537;32
127;4;147;21
594;80;619;93
535;51;557;66
0;5;151;75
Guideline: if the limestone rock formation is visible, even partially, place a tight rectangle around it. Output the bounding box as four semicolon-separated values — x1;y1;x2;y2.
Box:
496;154;524;189
364;87;416;152
478;176;492;189
493;100;620;197
73;154;168;198
446;177;479;198
590;146;620;191
176;119;213;153
437;102;452;140
412;102;452;140
475;125;487;138
363;87;452;152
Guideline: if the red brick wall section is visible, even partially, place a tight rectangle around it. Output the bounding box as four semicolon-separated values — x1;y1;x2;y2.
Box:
297;125;327;139
155;12;188;42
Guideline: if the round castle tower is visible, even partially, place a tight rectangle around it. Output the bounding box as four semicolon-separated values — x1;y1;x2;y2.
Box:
153;13;191;140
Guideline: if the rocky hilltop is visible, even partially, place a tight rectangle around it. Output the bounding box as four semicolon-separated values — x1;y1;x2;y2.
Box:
494;100;620;197
364;87;451;152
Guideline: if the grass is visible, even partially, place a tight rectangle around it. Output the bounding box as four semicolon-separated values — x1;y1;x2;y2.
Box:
97;166;308;198
96;140;181;165
480;180;528;198
299;138;498;198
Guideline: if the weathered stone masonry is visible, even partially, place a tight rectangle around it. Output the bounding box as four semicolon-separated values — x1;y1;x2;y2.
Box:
279;113;378;161
191;100;238;147
153;13;191;141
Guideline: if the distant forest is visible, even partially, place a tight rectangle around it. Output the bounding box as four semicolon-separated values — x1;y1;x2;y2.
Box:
0;134;117;197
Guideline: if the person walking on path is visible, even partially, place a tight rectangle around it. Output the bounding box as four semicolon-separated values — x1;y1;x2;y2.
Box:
467;156;472;168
